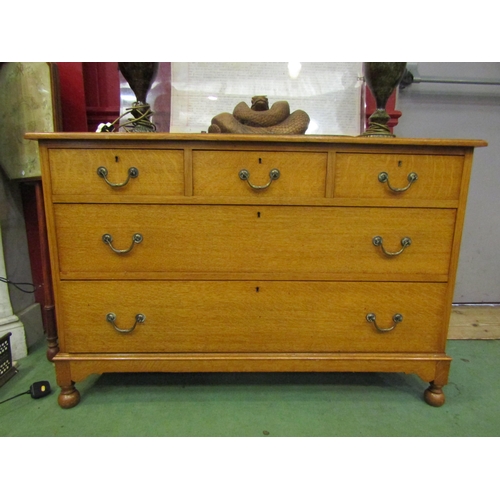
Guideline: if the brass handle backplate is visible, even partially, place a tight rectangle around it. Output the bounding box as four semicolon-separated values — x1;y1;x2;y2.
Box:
97;166;139;188
239;168;280;190
102;233;143;254
378;171;418;192
366;313;403;333
106;312;145;334
372;236;412;256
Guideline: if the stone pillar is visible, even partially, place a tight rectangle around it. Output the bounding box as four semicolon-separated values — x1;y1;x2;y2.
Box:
0;225;27;360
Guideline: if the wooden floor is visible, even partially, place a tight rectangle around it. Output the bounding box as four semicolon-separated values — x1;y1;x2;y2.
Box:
449;305;500;339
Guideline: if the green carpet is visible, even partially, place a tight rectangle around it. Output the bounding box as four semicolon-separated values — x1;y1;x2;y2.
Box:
1;339;499;436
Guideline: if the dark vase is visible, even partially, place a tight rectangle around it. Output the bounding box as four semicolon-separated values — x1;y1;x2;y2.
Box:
363;62;406;137
118;62;159;132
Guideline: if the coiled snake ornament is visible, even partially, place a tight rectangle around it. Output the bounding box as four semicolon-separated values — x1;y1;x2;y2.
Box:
208;96;310;134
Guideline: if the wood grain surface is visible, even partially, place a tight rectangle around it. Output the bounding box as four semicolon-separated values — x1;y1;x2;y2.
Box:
53;204;455;280
49;148;184;197
58;281;448;354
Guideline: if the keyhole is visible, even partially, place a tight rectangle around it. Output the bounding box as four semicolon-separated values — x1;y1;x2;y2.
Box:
257;212;261;218
115;156;119;162
398;160;403;167
258;158;262;164
256;287;260;292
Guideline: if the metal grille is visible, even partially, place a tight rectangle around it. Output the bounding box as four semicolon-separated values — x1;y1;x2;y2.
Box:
0;333;17;387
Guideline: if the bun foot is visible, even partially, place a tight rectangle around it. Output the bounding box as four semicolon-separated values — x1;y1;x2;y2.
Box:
58;384;81;409
424;382;445;407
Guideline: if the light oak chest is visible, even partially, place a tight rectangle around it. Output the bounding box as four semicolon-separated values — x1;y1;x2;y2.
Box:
28;133;486;408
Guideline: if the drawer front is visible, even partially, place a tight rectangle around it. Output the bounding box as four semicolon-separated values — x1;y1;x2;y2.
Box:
334;153;463;201
192;151;327;197
54;204;455;279
48;149;184;197
58;281;447;353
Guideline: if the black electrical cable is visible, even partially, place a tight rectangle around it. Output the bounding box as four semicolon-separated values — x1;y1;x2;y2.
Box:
0;276;38;294
0;390;30;404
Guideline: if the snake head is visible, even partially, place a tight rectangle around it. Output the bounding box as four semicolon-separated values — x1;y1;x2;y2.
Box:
251;96;269;111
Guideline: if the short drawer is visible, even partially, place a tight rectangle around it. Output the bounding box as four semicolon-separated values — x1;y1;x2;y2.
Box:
334;153;463;202
54;204;455;280
192;150;327;197
58;281;448;353
48;149;184;197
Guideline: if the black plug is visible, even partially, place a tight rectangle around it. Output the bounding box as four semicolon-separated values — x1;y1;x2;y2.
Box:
0;380;52;404
29;381;51;399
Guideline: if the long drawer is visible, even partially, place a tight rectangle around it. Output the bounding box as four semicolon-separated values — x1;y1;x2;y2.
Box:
53;204;456;280
58;281;448;354
48;149;185;197
334;153;464;201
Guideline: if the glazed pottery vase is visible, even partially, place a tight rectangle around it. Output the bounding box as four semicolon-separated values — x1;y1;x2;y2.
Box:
363;62;406;137
118;62;159;132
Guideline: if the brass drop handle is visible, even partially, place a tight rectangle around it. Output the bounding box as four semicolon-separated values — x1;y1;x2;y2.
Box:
97;166;139;187
372;236;412;256
102;233;143;254
378;171;418;192
366;313;403;333
106;312;145;334
239;168;280;190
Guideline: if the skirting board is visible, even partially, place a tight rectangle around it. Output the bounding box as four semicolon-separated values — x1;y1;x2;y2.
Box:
448;304;500;339
16;302;44;350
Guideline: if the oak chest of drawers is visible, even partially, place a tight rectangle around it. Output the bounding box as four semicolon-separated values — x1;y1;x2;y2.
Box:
28;133;486;408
